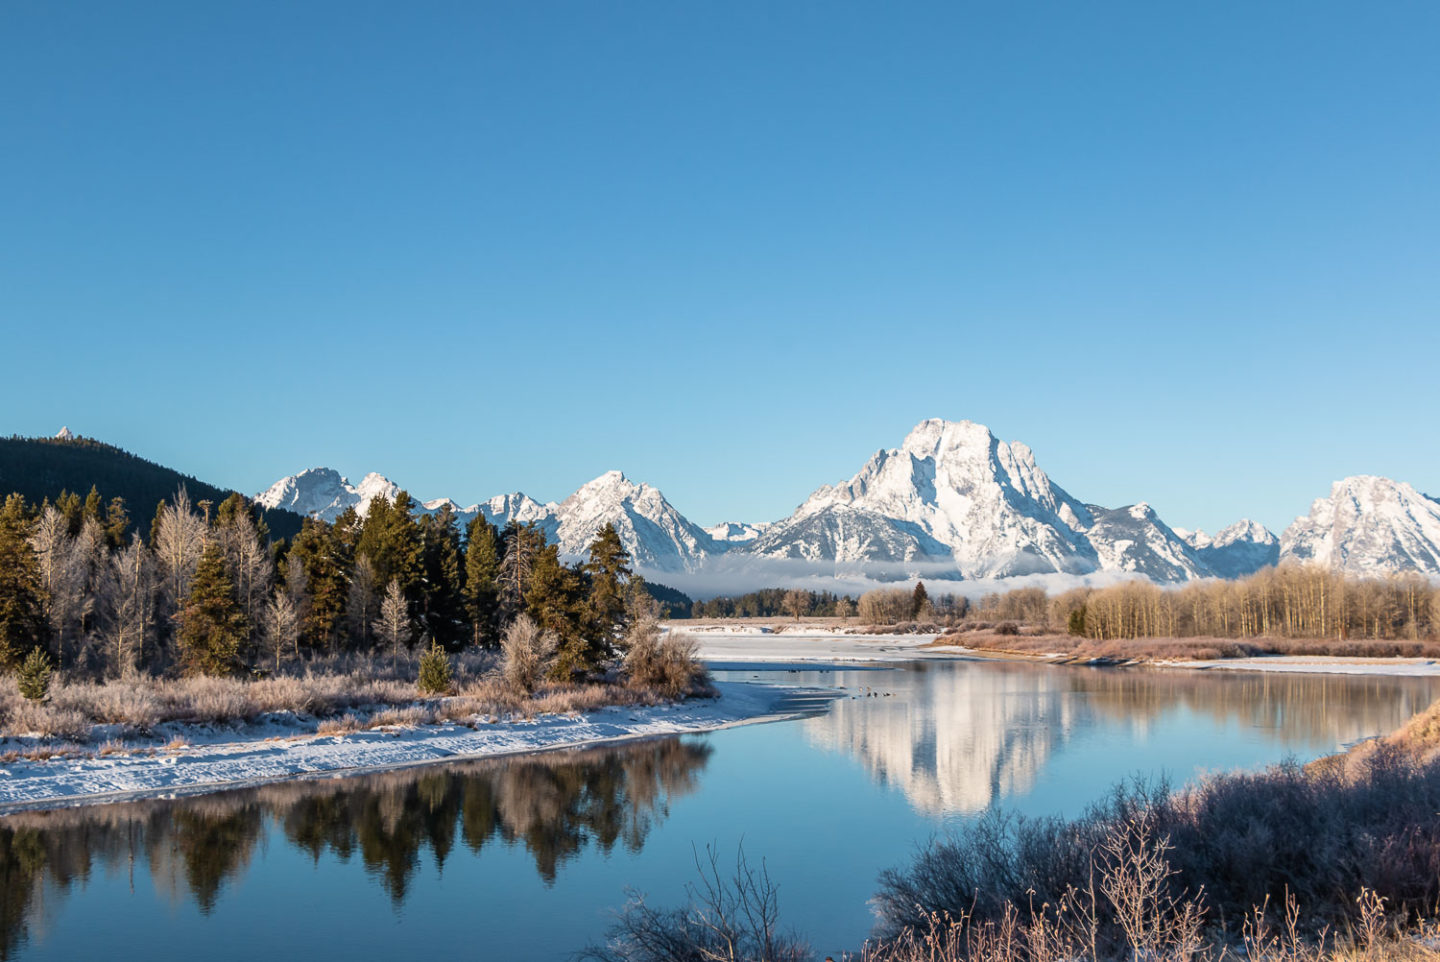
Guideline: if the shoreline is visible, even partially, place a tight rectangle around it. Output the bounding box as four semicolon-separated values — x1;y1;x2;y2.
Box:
684;626;1440;677
0;680;814;814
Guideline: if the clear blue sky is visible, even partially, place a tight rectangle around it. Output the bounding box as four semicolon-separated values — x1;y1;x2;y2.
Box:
3;2;1437;535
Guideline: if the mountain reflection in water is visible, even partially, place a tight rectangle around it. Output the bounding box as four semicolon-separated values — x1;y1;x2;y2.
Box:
0;737;712;959
799;662;1439;814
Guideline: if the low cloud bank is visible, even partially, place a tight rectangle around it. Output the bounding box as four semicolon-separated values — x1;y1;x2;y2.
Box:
641;556;1142;602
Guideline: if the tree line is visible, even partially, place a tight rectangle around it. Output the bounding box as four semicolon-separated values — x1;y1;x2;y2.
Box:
0;484;654;679
688;583;967;624
970;565;1440;641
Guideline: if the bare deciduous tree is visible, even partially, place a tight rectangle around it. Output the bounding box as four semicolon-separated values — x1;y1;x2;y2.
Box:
501;613;558;694
155;487;207;621
372;578;412;668
94;532;156;678
263;587;302;671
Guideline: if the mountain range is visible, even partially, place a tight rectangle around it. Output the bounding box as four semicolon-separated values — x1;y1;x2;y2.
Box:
257;418;1440;590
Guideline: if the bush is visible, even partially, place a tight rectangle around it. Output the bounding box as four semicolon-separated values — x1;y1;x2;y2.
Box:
624;621;706;698
17;647;53;701
502;614;558;694
417;641;452;695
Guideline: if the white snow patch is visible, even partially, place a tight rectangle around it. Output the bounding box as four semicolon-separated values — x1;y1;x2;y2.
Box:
0;683;795;812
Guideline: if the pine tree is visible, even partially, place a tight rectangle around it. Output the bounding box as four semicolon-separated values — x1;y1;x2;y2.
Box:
498;521;545;621
290;518;348;654
83;485;103;524
584;523;632;651
355;493;422;597
177;543;248;677
0;494;47;670
525;545;592;679
912;581;931;619
103;496;130;550
464;516;502;647
417;640;452;695
418;506;466;651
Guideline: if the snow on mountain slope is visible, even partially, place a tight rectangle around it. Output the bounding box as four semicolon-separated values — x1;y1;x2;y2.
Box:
1181;520;1280;578
1085;503;1211;582
257;468;367;522
705;521;770;544
750;419;1100;578
258;468;709;573
553;471;715;572
1281;476;1440;576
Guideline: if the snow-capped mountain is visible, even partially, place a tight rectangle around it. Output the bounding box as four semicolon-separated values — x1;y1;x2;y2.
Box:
1177;520;1281;579
1085;503;1211;582
552;471;715;572
258;421;1435;587
704;521;770;544
751;420;1100;578
1280;476;1440;576
257;468;403;522
258;468;714;574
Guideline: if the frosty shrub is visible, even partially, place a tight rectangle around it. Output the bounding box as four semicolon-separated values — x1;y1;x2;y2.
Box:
624;621;705;699
417;641;453;695
17;648;54;702
502;614;558;694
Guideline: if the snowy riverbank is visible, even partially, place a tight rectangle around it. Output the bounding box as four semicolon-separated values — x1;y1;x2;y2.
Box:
0;681;804;812
687;628;1440;677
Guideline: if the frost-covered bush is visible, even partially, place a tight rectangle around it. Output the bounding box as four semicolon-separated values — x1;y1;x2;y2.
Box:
502;615;558;694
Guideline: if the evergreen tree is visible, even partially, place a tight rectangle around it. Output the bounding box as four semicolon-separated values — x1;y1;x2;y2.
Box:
464;516;502;647
56;489;83;536
0;494;47;669
524;545;593;679
418;506;467;650
355;493;422;598
498;521;545;621
584;523;632;649
912;581;931;619
177;543;248;676
83;485;103;524
103;496;130;550
290;518;348;654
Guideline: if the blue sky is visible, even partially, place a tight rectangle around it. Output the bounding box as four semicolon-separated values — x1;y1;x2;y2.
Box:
2;2;1437;535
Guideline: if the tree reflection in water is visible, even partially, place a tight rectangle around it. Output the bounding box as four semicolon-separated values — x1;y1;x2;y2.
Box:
0;736;712;958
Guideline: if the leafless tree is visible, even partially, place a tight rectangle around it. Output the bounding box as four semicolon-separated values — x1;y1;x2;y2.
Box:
582;844;811;962
263;587;302;671
501;613;558;694
95;533;156;678
782;589;808;622
372;578;412;668
345;554;378;648
219;505;271;649
155;487;207;620
29;504;88;664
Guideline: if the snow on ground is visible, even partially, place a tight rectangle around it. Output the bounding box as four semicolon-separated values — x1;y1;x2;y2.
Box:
688;627;1440;677
0;682;803;812
1174;655;1440;676
691;630;952;664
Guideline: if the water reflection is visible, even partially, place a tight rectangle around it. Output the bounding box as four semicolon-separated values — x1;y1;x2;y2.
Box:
0;737;712;959
797;663;1440;814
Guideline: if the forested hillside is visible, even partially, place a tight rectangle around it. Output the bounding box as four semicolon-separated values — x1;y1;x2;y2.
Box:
0;435;304;541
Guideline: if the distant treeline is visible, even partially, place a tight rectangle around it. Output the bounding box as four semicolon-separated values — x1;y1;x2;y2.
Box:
0;434;304;541
686;583;967;622
0;479;675;680
969;565;1440;641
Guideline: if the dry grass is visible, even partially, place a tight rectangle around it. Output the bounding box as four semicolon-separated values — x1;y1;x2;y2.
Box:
0;641;710;748
936;629;1440;664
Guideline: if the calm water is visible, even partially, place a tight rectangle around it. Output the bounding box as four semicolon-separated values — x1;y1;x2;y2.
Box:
3;659;1437;960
